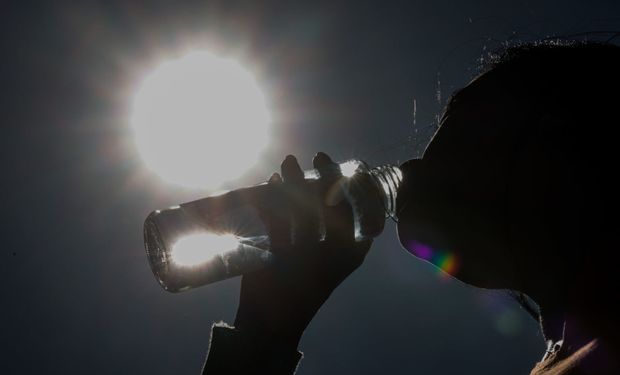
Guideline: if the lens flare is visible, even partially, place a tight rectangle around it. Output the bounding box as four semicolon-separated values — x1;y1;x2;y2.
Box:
406;240;458;277
434;252;458;275
171;232;239;267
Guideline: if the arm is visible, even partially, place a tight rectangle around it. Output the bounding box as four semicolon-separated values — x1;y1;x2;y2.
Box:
202;153;372;374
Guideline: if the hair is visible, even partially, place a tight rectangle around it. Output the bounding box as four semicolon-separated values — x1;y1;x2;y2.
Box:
483;40;619;123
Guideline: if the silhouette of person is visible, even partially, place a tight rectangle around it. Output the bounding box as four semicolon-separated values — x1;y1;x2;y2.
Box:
202;42;620;374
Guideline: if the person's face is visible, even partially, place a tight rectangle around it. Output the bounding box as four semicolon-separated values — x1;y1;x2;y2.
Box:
395;74;524;290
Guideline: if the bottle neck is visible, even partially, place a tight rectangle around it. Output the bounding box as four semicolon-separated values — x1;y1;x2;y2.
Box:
369;165;403;219
303;159;403;219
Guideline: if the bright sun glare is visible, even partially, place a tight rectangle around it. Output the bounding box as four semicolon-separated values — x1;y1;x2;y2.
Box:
131;51;271;188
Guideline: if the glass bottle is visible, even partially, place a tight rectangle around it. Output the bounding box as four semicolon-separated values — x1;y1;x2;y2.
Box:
144;160;402;292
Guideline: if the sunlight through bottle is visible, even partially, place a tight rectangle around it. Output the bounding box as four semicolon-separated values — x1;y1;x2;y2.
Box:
144;160;402;292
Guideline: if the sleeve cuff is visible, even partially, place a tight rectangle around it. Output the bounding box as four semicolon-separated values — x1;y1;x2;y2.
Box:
202;322;303;374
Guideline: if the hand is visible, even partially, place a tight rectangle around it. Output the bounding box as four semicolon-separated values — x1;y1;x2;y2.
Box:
233;152;373;347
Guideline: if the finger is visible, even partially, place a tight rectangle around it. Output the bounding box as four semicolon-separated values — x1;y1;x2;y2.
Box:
281;155;304;183
265;172;290;251
313;152;343;189
312;152;339;172
313;152;346;207
324;195;355;244
268;172;282;183
281;155;319;244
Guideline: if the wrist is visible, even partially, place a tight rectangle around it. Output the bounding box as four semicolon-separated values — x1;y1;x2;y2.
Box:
205;322;304;374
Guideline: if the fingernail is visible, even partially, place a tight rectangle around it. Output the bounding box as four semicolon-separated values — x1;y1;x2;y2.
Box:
269;172;282;182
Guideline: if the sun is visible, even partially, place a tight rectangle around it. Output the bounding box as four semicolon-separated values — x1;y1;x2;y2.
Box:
131;51;271;189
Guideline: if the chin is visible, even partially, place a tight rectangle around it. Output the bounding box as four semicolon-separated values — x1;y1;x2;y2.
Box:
396;219;514;290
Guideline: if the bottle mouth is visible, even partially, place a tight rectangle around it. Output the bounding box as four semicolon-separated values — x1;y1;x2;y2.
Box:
143;211;174;291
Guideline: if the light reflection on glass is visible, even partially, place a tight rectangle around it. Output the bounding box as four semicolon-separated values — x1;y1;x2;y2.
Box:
340;160;361;177
171;233;239;267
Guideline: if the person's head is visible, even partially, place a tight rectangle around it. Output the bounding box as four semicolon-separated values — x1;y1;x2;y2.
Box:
396;42;620;317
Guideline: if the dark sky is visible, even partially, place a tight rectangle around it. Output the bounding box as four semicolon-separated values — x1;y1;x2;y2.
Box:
2;1;619;374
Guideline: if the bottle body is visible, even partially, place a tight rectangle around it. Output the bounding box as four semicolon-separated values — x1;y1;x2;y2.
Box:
144;160;402;292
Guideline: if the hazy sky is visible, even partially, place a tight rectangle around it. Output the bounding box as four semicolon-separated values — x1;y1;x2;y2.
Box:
2;1;619;374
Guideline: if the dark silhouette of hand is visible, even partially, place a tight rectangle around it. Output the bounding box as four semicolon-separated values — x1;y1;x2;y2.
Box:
233;152;373;347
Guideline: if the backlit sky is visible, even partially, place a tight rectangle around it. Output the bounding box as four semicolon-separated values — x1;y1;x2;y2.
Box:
2;1;619;374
